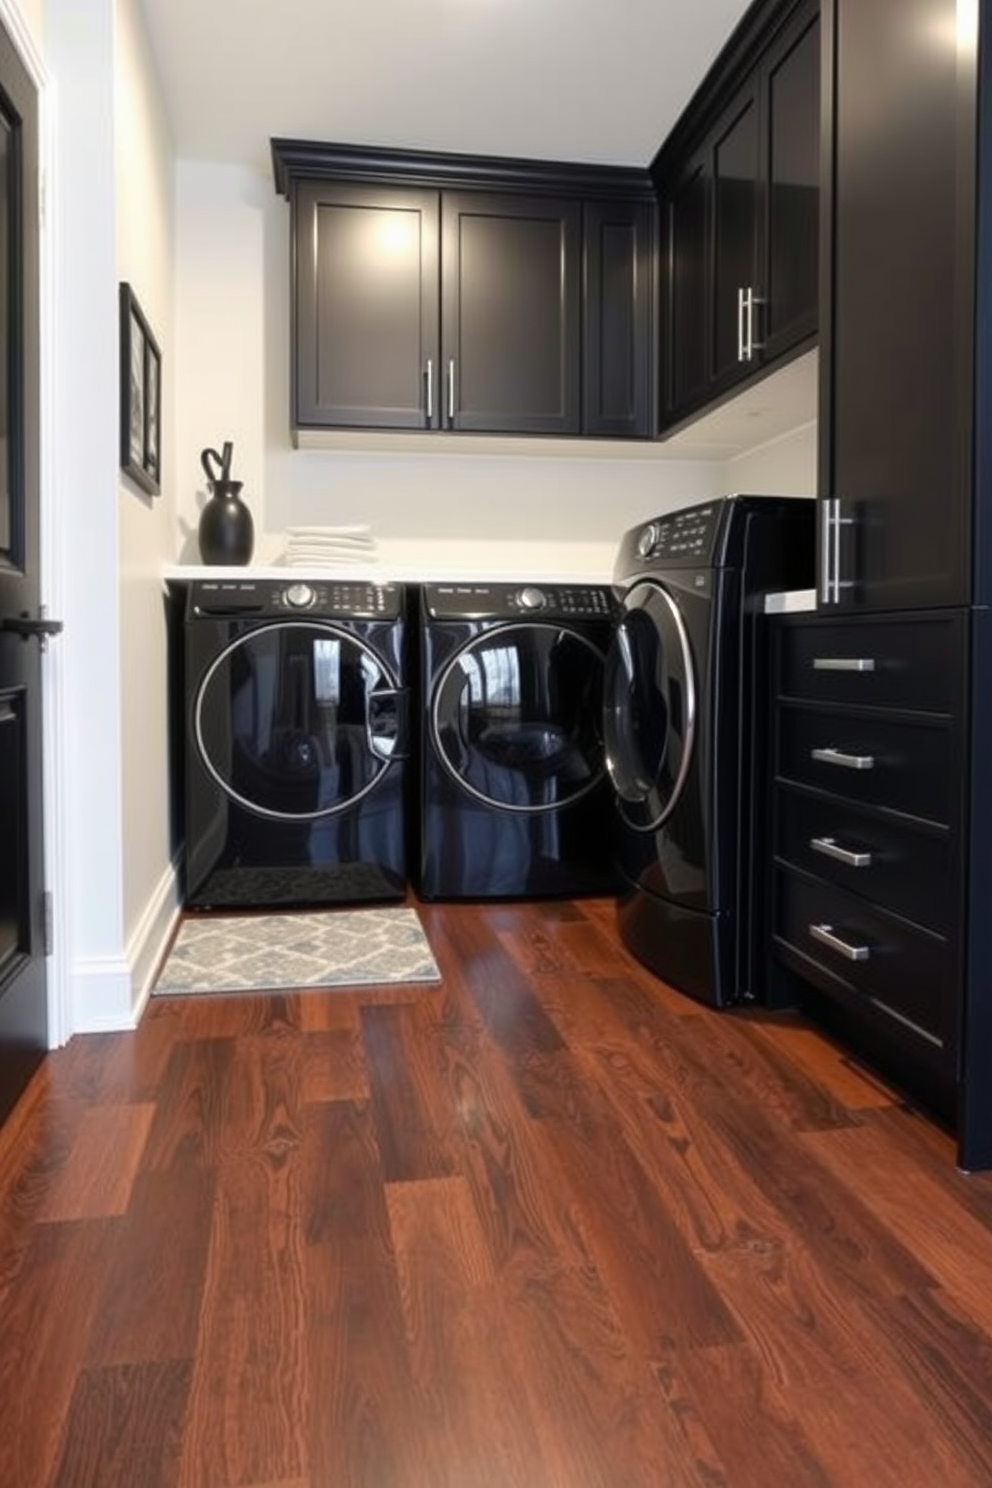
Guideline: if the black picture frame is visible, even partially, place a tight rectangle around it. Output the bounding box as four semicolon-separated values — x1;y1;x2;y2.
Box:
118;282;161;495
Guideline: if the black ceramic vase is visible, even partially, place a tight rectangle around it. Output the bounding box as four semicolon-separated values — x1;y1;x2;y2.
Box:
198;479;254;565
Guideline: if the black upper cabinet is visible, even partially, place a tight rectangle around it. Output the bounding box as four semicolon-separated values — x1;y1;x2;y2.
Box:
273;142;657;440
819;0;973;612
653;0;819;431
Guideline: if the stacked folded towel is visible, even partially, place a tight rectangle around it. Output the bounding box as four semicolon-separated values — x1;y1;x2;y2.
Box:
284;525;377;567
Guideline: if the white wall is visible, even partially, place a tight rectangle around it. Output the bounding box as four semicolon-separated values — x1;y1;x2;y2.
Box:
114;0;179;1001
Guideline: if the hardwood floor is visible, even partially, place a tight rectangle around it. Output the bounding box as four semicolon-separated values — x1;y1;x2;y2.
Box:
3;896;992;1487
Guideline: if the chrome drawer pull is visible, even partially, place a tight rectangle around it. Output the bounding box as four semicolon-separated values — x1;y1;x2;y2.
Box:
811;747;875;770
812;657;876;673
809;922;870;962
810;836;873;869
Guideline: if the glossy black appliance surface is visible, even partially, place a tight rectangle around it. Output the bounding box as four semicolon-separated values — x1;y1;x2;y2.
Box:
183;577;409;909
606;494;815;1007
419;581;619;899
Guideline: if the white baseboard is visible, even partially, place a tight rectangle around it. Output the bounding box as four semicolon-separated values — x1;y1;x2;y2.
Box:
70;857;182;1034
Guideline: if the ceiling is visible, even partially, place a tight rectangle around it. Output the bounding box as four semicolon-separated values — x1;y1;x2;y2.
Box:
137;0;755;174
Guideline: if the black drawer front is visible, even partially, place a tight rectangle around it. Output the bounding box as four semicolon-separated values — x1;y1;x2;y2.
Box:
777;706;953;823
773;870;954;1052
775;789;953;933
778;614;964;711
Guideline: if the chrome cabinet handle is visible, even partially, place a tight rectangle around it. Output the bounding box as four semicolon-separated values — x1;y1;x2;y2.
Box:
809;922;871;962
425;359;434;423
820;498;855;604
812;657;876;673
811;746;875;771
810;836;873;869
738;286;764;362
447;358;455;424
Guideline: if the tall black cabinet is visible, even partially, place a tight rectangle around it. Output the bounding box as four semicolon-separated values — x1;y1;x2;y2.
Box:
770;0;992;1169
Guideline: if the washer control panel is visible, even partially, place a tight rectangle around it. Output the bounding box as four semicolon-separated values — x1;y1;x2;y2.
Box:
425;582;614;622
636;503;720;563
188;579;403;620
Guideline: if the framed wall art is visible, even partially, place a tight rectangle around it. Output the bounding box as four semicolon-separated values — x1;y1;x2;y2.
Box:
118;281;161;495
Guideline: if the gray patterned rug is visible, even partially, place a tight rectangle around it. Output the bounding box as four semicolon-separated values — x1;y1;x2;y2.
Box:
153;906;441;996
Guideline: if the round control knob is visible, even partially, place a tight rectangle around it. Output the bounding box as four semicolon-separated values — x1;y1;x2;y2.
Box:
283;582;315;610
637;523;660;559
517;586;547;611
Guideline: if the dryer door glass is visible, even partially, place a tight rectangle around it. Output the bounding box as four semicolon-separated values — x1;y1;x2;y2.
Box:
431;622;607;813
195;621;399;820
604;580;696;831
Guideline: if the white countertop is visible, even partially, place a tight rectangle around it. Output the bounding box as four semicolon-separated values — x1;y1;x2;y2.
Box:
163;559;616;585
764;588;817;614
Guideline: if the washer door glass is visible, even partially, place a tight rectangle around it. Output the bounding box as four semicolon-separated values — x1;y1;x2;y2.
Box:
604;580;696;831
432;623;607;813
195;622;401;820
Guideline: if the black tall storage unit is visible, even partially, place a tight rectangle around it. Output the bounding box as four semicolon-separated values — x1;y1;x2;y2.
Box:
768;0;992;1169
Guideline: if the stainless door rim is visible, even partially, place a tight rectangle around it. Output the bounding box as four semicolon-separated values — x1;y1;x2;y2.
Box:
193;619;401;821
606;579;697;833
430;620;608;815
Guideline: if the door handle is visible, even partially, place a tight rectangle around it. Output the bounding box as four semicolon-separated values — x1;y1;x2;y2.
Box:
1;611;64;651
425;359;434;424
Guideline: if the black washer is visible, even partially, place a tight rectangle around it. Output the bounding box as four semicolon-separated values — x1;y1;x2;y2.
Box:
183;578;409;909
418;582;619;899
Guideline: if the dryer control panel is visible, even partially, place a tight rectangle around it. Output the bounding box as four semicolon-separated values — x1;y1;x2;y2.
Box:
424;582;614;621
634;504;721;564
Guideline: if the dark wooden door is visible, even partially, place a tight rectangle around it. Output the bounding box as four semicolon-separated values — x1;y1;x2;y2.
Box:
583;198;655;438
0;20;46;1125
822;0;971;611
440;192;581;434
294;181;440;430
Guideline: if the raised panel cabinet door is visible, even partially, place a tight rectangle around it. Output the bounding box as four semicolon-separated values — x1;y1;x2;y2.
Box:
0;19;46;1124
583;198;655;437
294;182;440;430
823;0;971;611
711;86;761;384
440;192;581;434
663;151;709;420
763;2;819;359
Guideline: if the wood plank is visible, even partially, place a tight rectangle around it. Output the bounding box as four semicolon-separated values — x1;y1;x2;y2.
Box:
360;1002;460;1181
34;1104;155;1221
48;1360;192;1488
0;1220;116;1488
303;1100;426;1488
384;1175;549;1487
82;1164;216;1365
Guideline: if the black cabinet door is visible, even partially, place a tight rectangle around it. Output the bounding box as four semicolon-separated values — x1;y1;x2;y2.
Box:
663;150;710;420
440;192;581;434
711;84;761;384
294;182;440;430
583;198;656;438
821;0;971;611
763;4;820;361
